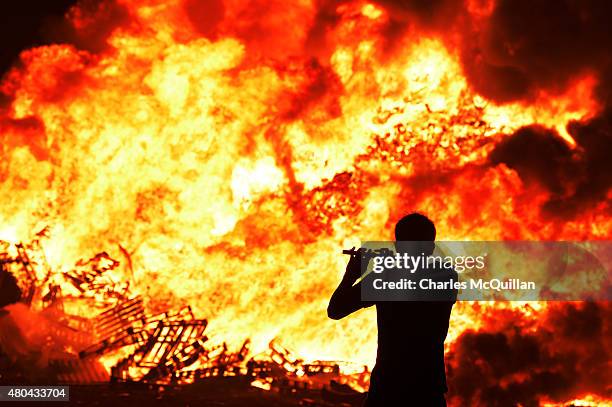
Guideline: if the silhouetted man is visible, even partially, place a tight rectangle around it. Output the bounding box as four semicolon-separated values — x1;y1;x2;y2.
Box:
328;213;456;406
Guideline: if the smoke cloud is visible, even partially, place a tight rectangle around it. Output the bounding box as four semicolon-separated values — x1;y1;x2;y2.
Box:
447;302;612;405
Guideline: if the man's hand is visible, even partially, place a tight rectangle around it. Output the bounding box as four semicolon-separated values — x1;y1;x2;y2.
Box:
343;247;364;284
328;247;374;320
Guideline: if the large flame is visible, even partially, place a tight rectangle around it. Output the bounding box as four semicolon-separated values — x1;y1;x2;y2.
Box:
0;0;610;404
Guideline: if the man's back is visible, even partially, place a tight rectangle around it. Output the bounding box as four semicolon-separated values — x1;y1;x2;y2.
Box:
367;300;454;405
359;259;457;406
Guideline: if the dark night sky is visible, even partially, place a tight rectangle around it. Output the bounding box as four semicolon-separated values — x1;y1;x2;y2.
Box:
0;1;78;76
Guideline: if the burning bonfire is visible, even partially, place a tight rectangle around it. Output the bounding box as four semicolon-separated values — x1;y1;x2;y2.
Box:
0;0;611;405
0;231;368;405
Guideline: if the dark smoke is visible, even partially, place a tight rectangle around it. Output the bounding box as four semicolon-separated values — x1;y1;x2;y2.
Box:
0;0;129;80
489;126;577;197
457;0;612;103
447;302;612;406
41;0;131;54
490;115;612;217
557;109;612;215
0;1;78;77
374;0;462;31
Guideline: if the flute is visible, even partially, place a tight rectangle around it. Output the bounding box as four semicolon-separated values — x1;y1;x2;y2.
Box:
342;248;393;256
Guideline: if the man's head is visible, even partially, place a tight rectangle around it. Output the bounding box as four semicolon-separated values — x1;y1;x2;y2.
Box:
394;213;436;255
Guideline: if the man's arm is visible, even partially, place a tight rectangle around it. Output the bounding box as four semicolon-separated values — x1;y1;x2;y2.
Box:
327;250;373;320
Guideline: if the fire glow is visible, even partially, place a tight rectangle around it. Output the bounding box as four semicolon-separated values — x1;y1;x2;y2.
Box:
0;0;610;406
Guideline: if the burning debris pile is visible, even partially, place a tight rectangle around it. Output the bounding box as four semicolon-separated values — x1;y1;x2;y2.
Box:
0;233;367;405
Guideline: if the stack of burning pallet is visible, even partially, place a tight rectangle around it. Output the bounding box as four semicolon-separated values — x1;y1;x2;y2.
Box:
0;235;367;404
